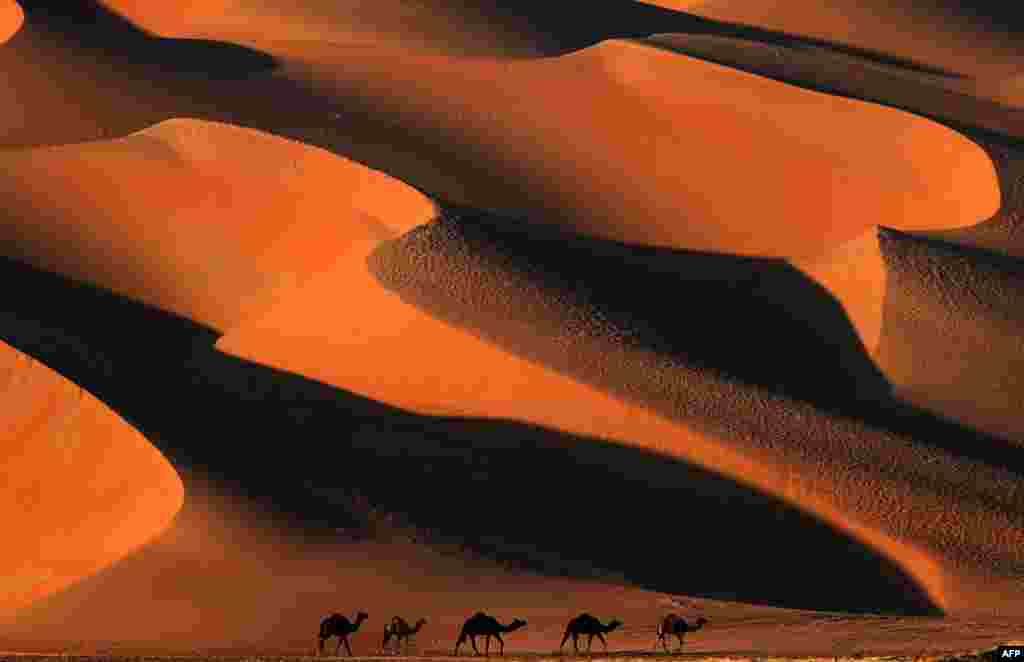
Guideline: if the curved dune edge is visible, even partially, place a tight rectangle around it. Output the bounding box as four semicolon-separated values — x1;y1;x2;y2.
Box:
215;239;1019;615
0;119;434;331
0;0;22;43
788;229;886;359
0;340;183;622
642;34;1024;140
247;39;998;259
667;0;1024;79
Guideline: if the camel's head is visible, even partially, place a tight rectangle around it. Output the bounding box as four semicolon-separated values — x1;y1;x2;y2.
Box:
607;619;624;631
695;617;709;628
416;618;428;627
357;612;370;622
509;618;527;631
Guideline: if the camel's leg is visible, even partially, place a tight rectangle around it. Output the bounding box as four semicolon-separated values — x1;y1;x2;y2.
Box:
560;630;572;651
597;633;608;652
574;633;580;654
495;633;505;655
471;635;481;656
676;633;685;652
484;634;491;656
587;634;595;653
661;634;671;654
344;635;353;656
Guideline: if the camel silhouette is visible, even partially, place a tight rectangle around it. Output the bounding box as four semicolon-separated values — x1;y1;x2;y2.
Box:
317;611;369;656
559;613;623;654
654;614;708;653
382;616;427;654
454;612;527;656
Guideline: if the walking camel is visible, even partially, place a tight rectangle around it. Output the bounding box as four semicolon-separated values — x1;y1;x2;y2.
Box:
654;614;708;652
560;613;623;653
317;611;369;656
382;616;427;654
454;612;528;656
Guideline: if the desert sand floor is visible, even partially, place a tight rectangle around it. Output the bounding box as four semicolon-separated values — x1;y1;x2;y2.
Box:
6;0;1024;657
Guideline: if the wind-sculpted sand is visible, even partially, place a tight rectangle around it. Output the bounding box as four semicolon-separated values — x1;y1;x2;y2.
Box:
6;0;1024;656
0;342;182;621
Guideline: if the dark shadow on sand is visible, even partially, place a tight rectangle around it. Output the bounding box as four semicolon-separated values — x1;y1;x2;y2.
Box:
0;252;936;615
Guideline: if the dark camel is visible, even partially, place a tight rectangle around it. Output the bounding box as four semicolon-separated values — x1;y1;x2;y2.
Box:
382;616;427;654
559;613;623;654
454;612;527;656
317;611;369;656
654;614;708;653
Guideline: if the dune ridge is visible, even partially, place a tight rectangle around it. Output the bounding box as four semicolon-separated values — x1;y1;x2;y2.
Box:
216;236;1024;616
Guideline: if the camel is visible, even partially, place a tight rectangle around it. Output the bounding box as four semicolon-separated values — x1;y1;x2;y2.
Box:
454;612;528;656
654;614;708;653
317;611;369;656
382;616;427;654
560;613;623;654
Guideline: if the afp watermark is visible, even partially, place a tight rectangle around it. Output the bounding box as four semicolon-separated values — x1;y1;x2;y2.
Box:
997;646;1024;659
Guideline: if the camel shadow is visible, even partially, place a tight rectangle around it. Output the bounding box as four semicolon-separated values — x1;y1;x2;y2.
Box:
0;252;936;615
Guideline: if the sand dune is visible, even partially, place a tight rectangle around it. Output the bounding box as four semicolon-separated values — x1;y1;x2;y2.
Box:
215;236;1024;617
0;0;21;43
7;0;1024;655
0;120;434;330
676;0;1024;79
3;473;1018;657
641;34;1024;140
212;39;997;260
0;341;182;622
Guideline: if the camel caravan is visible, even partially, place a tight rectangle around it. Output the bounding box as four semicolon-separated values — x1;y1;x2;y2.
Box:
315;610;709;657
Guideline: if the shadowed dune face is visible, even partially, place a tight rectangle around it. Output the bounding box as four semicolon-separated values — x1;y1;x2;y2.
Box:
0;341;183;623
0;120;434;331
679;0;1024;79
100;0;707;56
0;253;944;646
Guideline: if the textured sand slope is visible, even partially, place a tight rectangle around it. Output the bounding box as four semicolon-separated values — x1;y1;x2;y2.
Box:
0;120;434;330
216;238;1024;616
0;341;183;622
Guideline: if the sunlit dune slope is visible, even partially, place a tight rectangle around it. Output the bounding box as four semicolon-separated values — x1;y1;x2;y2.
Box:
217;237;1024;616
0;341;182;622
0;120;434;330
233;39;998;259
670;0;1024;79
0;0;22;43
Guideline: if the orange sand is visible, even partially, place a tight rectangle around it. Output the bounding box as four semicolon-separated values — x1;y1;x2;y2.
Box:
3;474;1023;657
0;0;21;43
216;240;1024;617
676;0;1024;79
226;40;996;260
0;341;182;622
0;120;434;331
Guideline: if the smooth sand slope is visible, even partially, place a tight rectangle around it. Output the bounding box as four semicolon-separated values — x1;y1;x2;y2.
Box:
0;0;21;43
0;341;182;622
1;18;1000;258
676;0;1024;79
0;119;434;331
216;236;1024;617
